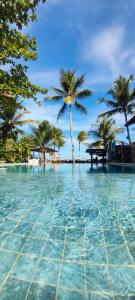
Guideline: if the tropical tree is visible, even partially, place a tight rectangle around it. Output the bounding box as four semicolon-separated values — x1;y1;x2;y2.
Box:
89;116;124;149
51;126;65;150
0;98;35;143
99;75;135;145
0;1;47;102
77;131;88;159
31;120;52;162
46;69;92;162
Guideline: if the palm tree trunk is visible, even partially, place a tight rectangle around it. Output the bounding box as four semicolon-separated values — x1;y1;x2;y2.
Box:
124;111;131;145
69;105;75;163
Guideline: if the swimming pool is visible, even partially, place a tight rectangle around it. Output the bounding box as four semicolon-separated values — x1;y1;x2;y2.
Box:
0;164;135;299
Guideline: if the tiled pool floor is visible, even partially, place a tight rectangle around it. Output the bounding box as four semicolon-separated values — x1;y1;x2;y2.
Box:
0;165;135;299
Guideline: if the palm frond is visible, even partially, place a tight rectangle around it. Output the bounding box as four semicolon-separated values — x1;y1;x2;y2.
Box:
15;119;36;126
73;74;85;92
52;87;66;97
99;108;121;118
57;103;67;121
75;102;87;114
45;95;63;102
76;89;93;99
90;141;102;148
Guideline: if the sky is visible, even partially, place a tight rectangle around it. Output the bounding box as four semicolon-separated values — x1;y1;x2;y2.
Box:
23;0;135;158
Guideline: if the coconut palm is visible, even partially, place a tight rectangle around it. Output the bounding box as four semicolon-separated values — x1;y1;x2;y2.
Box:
77;131;88;159
99;75;135;145
31;120;52;162
46;69;92;163
0;99;35;142
89;116;124;149
51;126;65;151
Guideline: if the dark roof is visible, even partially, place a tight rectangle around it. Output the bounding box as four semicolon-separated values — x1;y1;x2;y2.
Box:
31;147;58;153
86;148;106;156
125;115;135;126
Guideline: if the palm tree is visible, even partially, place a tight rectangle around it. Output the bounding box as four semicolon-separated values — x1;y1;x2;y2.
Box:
99;75;135;145
46;69;92;163
89;116;124;149
51;126;65;151
31;120;52;162
0;99;35;143
77;131;88;159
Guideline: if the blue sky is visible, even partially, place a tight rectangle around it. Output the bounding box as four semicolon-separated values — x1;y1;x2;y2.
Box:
23;0;135;158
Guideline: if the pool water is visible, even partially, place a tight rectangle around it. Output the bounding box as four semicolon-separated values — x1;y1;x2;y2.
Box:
0;164;135;299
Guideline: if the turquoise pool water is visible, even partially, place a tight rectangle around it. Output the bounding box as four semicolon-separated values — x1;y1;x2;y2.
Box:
0;164;135;299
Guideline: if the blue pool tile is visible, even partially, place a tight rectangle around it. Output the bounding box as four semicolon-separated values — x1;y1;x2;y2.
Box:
86;215;102;230
27;283;56;300
23;212;39;223
2;234;26;252
10;254;39;281
57;288;85;300
34;259;61;285
66;227;85;242
110;266;135;294
0;251;17;284
22;238;45;256
42;239;64;260
102;217;119;229
67;216;85;229
7;211;24;222
64;241;86;262
59;262;85;290
31;224;50;239
86;265;112;293
107;245;133;265
0;219;17;233
49;226;66;241
86;244;107;264
86;230;104;245
30;206;44;214
0;232;8;248
119;217;134;229
37;214;53;225
129;246;135;262
124;229;135;245
104;229;125;245
0;277;29;299
114;296;135;300
14;222;33;235
87;293;113;300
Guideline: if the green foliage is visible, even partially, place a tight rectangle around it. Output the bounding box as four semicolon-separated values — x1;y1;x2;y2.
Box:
77;131;88;144
0;0;46;64
0;97;36;142
0;135;35;163
32;121;52;149
0;0;47;102
89;116;124;149
51;126;65;150
99;75;135;144
46;69;93;120
0;66;47;103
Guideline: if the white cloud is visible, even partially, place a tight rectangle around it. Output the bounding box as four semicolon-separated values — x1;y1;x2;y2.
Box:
83;24;135;76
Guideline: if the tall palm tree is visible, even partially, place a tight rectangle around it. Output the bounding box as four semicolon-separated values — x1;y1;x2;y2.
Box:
31;120;52;162
89;116;124;149
99;75;135;145
0;99;35;143
77;131;88;159
46;69;92;163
